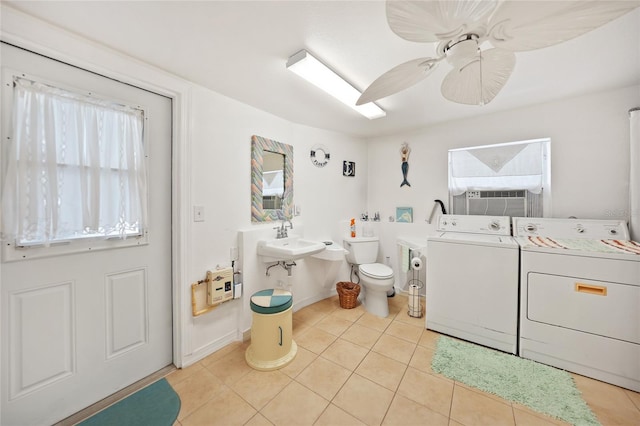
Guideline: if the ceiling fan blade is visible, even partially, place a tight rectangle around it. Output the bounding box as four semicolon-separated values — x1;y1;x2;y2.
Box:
487;0;640;51
441;48;516;106
386;0;499;43
356;57;440;105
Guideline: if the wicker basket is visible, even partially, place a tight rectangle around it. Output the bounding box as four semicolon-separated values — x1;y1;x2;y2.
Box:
336;281;360;309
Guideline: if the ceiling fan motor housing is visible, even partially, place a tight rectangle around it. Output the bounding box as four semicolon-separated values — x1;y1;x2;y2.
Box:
444;34;480;66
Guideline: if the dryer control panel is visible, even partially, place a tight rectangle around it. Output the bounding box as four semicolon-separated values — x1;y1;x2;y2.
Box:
437;214;511;235
512;217;629;239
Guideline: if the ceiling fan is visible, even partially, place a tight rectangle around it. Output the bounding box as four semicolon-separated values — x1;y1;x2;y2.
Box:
357;0;640;107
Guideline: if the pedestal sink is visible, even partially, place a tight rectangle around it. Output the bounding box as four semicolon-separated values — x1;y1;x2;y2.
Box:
257;236;326;262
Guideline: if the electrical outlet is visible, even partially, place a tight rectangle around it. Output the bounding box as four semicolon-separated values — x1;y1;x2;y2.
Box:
193;205;204;222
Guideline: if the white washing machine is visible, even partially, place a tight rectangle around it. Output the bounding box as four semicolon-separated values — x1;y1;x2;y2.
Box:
426;215;519;354
514;217;640;392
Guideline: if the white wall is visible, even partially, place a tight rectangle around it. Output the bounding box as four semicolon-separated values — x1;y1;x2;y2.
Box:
187;84;368;363
367;85;639;281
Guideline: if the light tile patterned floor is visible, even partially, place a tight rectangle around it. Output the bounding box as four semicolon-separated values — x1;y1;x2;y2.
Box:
167;294;640;426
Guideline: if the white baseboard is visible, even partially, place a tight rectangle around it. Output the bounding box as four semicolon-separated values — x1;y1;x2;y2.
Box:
180;330;240;368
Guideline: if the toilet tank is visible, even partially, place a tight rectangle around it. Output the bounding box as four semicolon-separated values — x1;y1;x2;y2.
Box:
343;236;379;264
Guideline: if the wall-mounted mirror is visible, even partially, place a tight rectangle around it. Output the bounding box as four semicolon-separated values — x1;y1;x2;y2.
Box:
262;151;285;210
251;135;293;222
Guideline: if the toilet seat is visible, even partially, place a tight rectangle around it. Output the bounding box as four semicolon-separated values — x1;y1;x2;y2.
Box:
360;263;393;279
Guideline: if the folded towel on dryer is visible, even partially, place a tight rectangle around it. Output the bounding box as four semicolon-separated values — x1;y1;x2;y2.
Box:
522;236;640;255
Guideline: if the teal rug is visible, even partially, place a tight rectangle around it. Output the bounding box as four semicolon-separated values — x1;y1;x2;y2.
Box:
432;336;599;426
79;378;180;426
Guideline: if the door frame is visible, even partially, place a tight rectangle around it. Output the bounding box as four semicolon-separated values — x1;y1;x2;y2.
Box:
0;5;191;385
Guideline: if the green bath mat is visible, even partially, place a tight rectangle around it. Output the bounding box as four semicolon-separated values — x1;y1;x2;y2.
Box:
432;336;599;426
79;378;180;426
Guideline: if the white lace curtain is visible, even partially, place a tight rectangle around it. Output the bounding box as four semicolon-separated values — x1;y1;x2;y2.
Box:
2;77;147;244
449;139;549;196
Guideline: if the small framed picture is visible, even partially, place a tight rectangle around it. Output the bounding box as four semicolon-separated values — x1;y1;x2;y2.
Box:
343;161;356;177
396;207;413;223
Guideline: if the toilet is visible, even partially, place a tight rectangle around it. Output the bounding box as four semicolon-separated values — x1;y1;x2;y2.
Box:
343;236;395;317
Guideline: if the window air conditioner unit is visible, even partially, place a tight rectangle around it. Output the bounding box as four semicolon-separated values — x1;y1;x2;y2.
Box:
451;190;542;217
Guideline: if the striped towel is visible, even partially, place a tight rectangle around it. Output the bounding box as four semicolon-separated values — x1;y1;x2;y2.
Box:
400;244;410;272
525;237;640;255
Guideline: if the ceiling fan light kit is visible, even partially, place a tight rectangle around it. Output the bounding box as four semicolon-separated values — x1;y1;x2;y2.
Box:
357;0;640;107
444;34;481;66
286;49;386;120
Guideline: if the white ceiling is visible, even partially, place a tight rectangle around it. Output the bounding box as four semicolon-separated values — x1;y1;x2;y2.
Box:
5;1;640;138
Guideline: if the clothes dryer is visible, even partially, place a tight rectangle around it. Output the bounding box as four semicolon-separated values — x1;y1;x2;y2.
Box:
514;217;640;392
426;215;519;354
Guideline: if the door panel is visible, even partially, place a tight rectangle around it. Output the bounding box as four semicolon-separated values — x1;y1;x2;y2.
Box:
8;281;74;400
106;268;148;358
528;272;640;344
1;43;173;425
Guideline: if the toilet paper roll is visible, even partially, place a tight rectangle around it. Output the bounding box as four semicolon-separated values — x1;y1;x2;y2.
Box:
408;284;418;298
408;284;422;317
411;257;423;270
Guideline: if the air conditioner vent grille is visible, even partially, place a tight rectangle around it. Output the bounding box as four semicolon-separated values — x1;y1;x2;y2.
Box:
452;189;542;217
479;190;526;198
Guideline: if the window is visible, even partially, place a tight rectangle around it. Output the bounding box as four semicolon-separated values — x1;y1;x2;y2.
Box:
448;138;551;217
2;76;148;255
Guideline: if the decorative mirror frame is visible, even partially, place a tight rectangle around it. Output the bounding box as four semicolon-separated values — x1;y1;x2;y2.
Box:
251;135;294;222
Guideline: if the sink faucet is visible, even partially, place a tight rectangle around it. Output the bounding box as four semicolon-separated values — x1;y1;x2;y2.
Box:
274;218;293;239
274;210;293;239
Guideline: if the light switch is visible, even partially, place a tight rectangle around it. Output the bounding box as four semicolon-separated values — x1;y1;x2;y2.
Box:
193;205;205;222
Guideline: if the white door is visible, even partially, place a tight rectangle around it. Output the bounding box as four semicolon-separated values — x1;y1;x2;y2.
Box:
0;43;173;425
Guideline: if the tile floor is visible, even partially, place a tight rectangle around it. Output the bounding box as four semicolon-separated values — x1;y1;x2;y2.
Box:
166;294;640;426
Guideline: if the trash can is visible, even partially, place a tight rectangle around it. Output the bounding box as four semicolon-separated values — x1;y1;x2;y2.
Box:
336;281;360;309
245;288;297;371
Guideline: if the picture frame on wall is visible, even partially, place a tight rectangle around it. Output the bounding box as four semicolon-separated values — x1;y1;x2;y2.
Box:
343;161;356;177
396;207;413;223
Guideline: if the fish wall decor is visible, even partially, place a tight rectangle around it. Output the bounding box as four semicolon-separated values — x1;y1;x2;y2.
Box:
400;142;411;187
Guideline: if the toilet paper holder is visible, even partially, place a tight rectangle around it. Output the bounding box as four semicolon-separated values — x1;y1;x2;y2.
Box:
407;256;424;318
410;256;423;271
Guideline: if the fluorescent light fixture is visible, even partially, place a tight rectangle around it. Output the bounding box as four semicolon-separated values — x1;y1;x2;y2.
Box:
286;50;386;120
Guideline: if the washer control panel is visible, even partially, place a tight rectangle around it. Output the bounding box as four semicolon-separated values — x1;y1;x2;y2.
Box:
437;214;511;235
512;217;629;239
